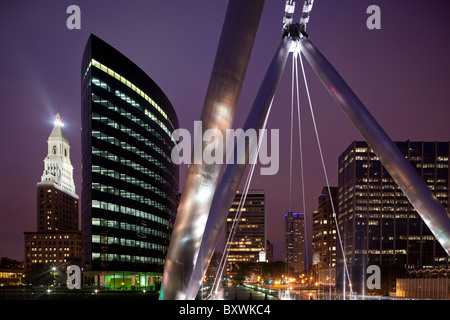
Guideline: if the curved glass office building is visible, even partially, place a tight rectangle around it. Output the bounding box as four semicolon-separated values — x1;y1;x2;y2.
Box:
81;34;179;290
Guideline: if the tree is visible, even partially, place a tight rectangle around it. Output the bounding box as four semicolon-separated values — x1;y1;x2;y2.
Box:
0;257;22;269
23;264;54;287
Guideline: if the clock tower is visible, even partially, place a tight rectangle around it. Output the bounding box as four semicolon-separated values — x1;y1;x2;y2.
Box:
24;113;82;271
39;113;76;195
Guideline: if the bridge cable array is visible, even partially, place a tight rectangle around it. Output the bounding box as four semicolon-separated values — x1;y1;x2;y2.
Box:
297;50;354;295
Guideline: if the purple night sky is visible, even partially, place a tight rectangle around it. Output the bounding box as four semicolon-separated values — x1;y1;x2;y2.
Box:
0;1;449;262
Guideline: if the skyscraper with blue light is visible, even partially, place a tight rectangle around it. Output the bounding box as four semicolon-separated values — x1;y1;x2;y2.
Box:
284;212;305;273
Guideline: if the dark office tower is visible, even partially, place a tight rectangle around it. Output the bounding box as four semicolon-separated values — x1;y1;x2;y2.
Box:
266;240;274;262
338;141;449;291
284;212;305;273
225;190;266;270
312;187;338;269
81;34;179;290
312;187;338;286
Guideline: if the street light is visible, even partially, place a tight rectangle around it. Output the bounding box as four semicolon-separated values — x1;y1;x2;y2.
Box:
50;266;57;287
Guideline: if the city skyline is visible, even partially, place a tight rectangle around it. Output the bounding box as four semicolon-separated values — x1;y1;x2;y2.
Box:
1;1;450;263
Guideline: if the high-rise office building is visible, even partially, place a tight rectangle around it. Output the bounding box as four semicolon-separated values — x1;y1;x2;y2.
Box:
312;187;338;269
24;114;82;271
284;212;305;274
312;187;338;286
81;34;179;290
338;141;449;290
225;190;266;270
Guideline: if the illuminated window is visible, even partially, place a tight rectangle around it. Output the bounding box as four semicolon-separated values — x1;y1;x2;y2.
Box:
90;59;174;129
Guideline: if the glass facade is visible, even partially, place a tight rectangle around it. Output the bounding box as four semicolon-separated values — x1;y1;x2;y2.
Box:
102;272;161;291
81;35;179;280
338;141;449;290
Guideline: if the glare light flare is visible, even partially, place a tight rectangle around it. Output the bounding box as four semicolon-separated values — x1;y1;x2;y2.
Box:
54;114;64;127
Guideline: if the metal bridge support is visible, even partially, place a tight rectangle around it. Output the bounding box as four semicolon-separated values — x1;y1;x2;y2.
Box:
298;37;450;256
160;0;265;300
185;35;294;300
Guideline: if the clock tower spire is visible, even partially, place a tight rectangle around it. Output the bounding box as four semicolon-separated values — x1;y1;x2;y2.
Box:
39;113;77;196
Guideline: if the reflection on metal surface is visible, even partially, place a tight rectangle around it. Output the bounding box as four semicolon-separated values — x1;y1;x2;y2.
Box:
299;37;450;256
160;0;265;300
185;36;293;300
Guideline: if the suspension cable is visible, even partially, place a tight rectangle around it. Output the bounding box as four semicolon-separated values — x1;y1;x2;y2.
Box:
289;51;295;213
298;52;354;295
293;51;309;276
284;52;297;293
